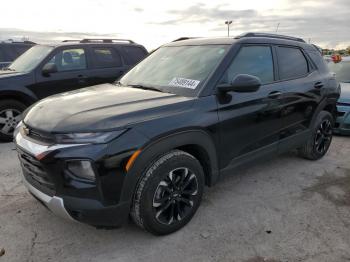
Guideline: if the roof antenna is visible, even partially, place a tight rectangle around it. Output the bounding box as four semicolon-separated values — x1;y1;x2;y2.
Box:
275;23;280;33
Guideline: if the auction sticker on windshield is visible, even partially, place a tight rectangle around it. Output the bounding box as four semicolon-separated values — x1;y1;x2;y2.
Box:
168;77;200;89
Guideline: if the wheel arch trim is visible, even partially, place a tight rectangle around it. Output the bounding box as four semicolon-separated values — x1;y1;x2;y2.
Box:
120;129;219;203
0;90;37;106
311;97;338;127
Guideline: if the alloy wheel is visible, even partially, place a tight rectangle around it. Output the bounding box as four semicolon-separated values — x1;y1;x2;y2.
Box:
0;109;22;136
314;119;332;154
152;167;199;225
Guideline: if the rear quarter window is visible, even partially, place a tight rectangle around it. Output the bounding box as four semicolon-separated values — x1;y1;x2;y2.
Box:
277;46;309;80
309;50;328;72
121;46;147;65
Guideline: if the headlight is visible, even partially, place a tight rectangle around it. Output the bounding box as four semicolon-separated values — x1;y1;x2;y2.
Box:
55;129;127;144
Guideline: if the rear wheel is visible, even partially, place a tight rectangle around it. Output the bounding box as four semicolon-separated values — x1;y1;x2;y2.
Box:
298;111;334;160
0;100;26;142
131;150;204;235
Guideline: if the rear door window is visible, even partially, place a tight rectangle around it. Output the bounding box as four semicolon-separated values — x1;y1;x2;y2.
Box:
122;46;147;65
276;46;309;80
92;47;122;68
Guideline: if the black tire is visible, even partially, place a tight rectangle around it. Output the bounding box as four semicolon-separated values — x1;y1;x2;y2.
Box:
131;150;205;235
298;111;334;160
0;99;26;142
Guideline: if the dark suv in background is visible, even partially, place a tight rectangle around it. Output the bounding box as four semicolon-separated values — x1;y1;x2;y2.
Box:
0;40;36;69
0;39;148;141
15;33;340;235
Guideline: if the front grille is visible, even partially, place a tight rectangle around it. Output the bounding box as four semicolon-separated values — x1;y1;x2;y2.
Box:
18;149;55;195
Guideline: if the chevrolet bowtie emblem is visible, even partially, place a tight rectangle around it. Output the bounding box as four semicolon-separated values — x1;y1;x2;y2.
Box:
23;127;30;136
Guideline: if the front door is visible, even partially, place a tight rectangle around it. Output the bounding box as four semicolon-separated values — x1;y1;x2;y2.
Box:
216;45;285;169
31;47;89;99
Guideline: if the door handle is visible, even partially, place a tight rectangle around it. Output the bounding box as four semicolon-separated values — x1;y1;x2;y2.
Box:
314;82;324;89
268;91;282;98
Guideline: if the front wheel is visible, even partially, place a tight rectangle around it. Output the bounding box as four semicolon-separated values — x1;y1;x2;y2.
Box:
131;150;205;235
298;111;334;160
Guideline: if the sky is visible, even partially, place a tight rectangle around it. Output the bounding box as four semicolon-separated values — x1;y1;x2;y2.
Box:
0;0;349;50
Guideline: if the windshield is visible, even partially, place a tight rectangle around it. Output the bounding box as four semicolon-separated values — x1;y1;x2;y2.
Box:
119;45;229;96
9;45;54;72
327;60;350;83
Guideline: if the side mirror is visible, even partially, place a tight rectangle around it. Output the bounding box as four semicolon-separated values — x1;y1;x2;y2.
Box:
217;74;262;93
42;63;57;77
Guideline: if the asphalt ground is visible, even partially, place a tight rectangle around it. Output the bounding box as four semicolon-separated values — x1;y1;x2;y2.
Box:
1;136;350;262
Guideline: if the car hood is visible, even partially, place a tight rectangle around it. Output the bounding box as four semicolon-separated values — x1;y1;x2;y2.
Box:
24;84;195;133
339;82;350;103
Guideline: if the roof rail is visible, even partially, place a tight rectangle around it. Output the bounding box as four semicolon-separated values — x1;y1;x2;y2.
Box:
80;39;135;44
235;32;306;43
172;37;199;42
62;40;81;42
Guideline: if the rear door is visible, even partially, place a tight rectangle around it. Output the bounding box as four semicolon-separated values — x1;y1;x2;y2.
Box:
87;45;127;86
274;45;323;151
32;47;89;98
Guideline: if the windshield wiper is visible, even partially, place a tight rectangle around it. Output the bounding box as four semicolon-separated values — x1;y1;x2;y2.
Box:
128;84;162;92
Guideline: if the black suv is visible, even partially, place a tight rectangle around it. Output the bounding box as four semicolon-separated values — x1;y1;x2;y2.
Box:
0;39;148;141
0;40;36;69
14;33;340;235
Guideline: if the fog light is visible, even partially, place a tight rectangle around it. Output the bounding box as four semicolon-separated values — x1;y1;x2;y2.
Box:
67;161;96;181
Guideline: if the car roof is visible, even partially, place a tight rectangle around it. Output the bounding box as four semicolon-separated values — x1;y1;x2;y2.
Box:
164;33;316;51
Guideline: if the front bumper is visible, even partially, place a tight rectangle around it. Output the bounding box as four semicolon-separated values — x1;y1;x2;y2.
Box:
334;104;350;135
15;129;132;227
22;174;75;221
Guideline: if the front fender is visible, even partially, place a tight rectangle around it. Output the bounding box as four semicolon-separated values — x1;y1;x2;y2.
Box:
119;129;219;203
